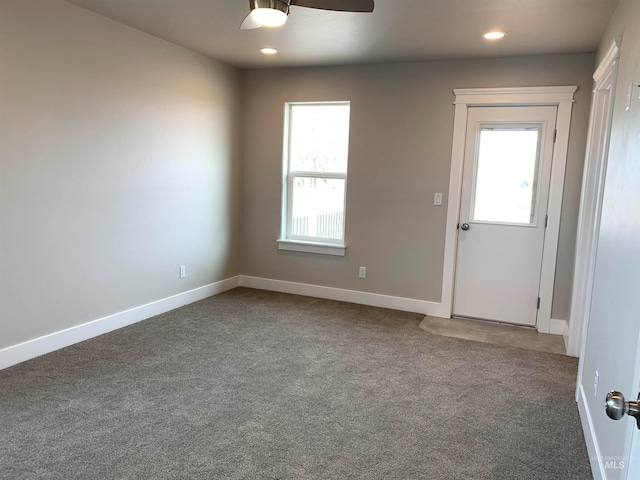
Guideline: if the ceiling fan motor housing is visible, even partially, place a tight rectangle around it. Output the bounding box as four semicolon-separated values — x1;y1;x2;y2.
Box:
241;0;374;30
249;0;290;16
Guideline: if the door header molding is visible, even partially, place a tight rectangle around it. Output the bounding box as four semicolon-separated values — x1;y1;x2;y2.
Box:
441;85;578;334
593;38;621;85
453;86;578;106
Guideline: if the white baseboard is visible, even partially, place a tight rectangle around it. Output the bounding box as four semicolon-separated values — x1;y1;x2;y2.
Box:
563;320;573;356
0;276;240;371
577;383;604;480
7;275;561;370
239;275;446;317
549;318;567;336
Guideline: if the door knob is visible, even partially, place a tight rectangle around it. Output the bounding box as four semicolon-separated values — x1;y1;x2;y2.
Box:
605;391;640;429
460;223;470;231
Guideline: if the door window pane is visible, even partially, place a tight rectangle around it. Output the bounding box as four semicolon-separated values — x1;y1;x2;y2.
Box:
291;177;345;240
472;128;540;224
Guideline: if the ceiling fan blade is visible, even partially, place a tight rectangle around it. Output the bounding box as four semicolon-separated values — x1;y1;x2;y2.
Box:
290;0;374;13
240;13;262;30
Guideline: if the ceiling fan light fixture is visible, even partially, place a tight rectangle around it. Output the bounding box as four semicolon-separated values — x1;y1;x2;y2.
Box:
241;0;374;30
249;0;289;27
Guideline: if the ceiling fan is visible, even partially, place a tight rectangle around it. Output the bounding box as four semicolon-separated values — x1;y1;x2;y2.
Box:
240;0;375;30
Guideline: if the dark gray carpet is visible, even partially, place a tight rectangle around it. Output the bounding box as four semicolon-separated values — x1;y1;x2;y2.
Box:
1;288;591;479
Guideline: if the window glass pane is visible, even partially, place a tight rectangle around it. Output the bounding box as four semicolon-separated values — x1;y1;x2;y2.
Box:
290;104;350;174
472;129;540;224
291;177;345;240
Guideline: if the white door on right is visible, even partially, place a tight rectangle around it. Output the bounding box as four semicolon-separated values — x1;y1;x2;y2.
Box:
577;74;640;479
453;106;557;326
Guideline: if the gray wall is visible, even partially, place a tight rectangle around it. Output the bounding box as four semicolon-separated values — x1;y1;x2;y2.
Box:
241;54;596;320
0;0;242;349
596;0;629;64
0;0;598;354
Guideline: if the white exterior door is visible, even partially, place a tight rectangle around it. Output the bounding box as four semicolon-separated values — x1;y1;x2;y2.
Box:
453;106;557;326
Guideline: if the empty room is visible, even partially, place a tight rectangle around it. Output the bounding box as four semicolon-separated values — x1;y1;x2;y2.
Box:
1;0;639;478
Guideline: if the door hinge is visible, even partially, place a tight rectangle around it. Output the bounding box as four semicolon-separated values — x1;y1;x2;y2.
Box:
554;129;558;143
545;215;548;228
537;297;541;309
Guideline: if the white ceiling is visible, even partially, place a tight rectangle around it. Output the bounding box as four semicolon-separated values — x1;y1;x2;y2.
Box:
64;0;619;68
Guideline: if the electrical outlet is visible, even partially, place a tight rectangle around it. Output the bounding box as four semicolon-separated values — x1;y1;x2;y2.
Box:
179;265;186;279
359;266;366;279
594;370;599;398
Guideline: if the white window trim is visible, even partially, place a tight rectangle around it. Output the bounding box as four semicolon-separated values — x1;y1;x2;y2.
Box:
277;239;346;256
441;86;577;334
278;101;349;256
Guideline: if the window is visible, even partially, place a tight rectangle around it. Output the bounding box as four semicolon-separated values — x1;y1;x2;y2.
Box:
278;102;350;256
472;127;541;224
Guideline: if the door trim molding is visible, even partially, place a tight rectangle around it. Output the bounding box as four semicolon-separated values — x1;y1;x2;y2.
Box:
442;86;578;333
569;40;621;359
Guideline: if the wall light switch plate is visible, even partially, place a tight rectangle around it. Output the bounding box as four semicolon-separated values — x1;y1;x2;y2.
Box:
626;82;633;111
434;193;443;206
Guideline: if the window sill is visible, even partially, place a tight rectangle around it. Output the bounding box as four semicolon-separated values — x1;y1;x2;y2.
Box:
277;239;346;257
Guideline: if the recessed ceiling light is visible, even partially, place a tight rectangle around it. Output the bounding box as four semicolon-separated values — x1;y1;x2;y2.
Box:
483;31;506;40
261;47;278;55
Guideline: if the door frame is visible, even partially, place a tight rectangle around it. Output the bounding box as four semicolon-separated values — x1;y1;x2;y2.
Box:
568;40;620;359
441;86;577;334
